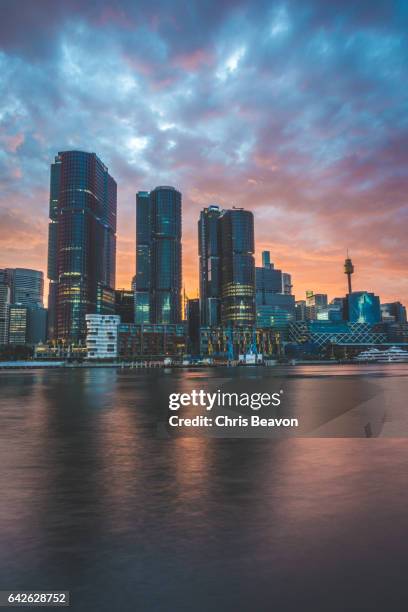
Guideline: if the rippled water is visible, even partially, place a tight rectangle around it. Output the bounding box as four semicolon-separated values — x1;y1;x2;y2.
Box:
0;366;408;611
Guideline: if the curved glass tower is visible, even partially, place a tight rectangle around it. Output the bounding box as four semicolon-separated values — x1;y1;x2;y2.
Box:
47;151;117;342
135;186;182;324
220;209;255;327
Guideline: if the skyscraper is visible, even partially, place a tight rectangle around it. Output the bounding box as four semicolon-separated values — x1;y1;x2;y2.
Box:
256;253;284;299
198;206;256;328
47;151;117;342
198;205;222;326
255;251;295;334
135;191;151;324
305;291;328;320
135;186;182;324
220;208;255;327
1;268;47;344
0;284;10;345
381;302;407;324
3;268;43;306
8;305;28;345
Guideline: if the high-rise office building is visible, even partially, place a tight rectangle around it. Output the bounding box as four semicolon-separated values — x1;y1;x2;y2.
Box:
255;252;294;334
198;206;255;328
256;294;295;330
198;205;222;326
381;302;407;324
135;191;151;324
0;284;10;344
256;253;284;300
220;208;255;327
1;268;47;344
3;268;43;306
256;252;292;299
135;186;182;324
305;291;328;320
47;151;117;342
316;298;345;322
8;304;28;345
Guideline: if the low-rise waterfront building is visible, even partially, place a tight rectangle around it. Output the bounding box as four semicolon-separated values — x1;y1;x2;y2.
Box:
118;323;186;359
86;314;120;359
287;320;387;354
200;326;280;359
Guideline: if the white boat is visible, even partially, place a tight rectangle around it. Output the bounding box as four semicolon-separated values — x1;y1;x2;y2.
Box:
354;348;382;362
377;346;408;363
354;346;408;363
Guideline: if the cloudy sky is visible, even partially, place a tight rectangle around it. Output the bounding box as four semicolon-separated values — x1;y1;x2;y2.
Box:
1;0;407;305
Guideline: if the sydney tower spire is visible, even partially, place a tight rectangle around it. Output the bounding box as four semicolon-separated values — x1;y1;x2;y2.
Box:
344;252;354;294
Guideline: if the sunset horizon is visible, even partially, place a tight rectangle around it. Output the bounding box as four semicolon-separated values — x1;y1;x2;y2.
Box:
1;0;407;307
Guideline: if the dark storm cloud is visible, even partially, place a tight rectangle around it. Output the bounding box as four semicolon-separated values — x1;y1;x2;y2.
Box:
0;0;407;300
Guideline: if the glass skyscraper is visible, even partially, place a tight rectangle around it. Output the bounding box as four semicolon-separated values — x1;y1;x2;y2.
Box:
135;186;182;324
47;151;117;343
135;191;151;324
198;206;255;328
2;268;43;306
255;252;295;335
220;208;255;327
0;284;10;345
0;268;47;345
198;205;222;326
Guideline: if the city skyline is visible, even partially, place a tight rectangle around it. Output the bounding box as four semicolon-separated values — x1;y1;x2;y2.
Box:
1;1;407;305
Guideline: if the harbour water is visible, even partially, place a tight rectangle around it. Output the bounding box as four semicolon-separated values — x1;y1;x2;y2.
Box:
0;365;408;611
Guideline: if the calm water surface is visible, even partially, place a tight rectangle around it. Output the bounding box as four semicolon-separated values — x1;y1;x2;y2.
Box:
0;366;408;611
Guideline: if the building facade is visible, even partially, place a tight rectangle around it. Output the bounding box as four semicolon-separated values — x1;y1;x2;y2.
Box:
2;268;43;306
135;191;151;324
186;298;200;354
0;268;47;344
115;289;134;323
85;314;120;359
8;305;28;345
135;187;182;324
345;291;381;324
220;208;255;327
288;321;386;351
0;284;10;344
200;326;280;359
255;251;294;337
198;205;222;326
118;323;186;359
197;206;256;329
305;292;328;320
381;302;407;324
47;151;117;343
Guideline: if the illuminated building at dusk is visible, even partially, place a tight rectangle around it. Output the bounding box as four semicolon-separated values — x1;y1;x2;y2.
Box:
198;205;222;326
345;291;381;324
198;206;255;329
47;151;117;343
220;208;255;327
135;187;182;324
